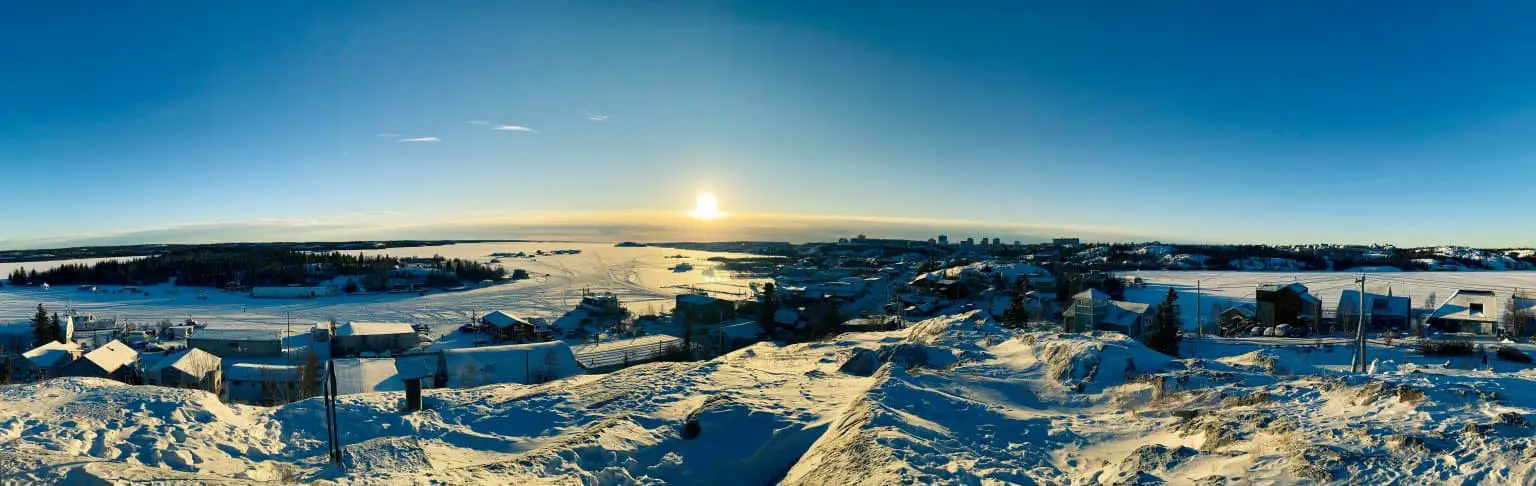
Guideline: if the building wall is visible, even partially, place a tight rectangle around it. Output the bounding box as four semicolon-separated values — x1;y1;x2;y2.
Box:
333;333;418;356
189;338;283;358
676;300;735;325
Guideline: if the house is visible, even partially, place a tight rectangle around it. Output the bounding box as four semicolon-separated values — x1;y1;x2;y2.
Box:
251;285;339;299
1510;292;1536;337
223;363;306;405
12;341;81;382
143;348;221;392
57;340;138;382
189;329;283;358
1255;283;1322;332
1218;303;1257;334
674;294;735;325
480;311;551;342
1062;289;1153;338
1429;289;1501;335
1336;286;1412;331
439;341;583;388
333;322;422;356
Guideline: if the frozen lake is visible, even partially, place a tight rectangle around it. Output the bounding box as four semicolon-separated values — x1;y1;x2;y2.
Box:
0;256;145;279
0;242;767;339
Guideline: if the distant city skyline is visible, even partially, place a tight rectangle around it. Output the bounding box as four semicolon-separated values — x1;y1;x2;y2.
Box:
6;2;1536;248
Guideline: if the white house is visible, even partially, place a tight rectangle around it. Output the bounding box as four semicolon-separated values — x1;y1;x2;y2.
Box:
1429;289;1502;335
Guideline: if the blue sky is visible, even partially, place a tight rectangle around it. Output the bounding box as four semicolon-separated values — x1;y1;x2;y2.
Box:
4;1;1536;248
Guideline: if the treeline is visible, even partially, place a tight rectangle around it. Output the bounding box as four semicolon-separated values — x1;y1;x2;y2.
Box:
8;249;504;289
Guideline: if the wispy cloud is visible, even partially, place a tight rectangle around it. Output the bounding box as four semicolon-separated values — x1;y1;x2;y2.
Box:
397;137;441;143
493;125;538;133
466;120;491;126
587;114;609;122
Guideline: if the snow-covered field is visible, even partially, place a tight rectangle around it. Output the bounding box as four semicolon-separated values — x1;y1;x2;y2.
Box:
1123;270;1536;331
0;242;767;341
7;311;1536;484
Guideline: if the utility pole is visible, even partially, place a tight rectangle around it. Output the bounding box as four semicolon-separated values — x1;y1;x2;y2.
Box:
1354;274;1367;373
1195;280;1202;338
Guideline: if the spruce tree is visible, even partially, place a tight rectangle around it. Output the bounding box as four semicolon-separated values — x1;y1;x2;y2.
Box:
1145;289;1182;357
31;304;53;346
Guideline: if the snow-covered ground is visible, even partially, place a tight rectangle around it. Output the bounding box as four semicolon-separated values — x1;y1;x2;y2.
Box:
7;311;1536;483
0;243;767;342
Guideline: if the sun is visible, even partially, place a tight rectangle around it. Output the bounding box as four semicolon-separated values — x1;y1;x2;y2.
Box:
689;193;724;220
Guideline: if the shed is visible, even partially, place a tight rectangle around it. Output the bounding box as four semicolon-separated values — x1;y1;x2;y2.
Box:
333;322;421;357
439;341;582;388
189;329;283;358
144;348;221;392
223;363;305;405
480;311;550;342
58;340;137;382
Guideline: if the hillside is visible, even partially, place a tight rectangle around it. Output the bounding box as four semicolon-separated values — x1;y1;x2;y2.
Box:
5;313;1536;484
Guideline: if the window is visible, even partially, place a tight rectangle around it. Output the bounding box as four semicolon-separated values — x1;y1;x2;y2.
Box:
1471;303;1484;316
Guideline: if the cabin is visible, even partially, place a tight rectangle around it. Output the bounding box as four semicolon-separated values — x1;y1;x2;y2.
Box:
1510;292;1536;337
1062;289;1153;338
1336;286;1412;332
223;363;306;405
674;294;735;326
1218;303;1257;335
1255;283;1322;332
1429;289;1501;335
143;348;221;392
439;341;582;388
332;322;421;357
12;341;81;382
480;311;551;342
189;329;283;358
251;285;339;299
57;340;138;382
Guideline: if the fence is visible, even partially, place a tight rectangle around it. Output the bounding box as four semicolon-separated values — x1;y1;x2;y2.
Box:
571;334;716;371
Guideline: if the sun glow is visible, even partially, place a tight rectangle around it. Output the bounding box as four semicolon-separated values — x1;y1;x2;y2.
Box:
689;193;724;220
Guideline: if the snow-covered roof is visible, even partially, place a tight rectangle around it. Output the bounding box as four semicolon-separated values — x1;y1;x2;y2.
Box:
1073;289;1111;302
1337;287;1411;317
337;322;416;337
1432;289;1501;323
1222;303;1257;318
145;348;220;376
1104;302;1151;329
22;341;80;368
333;358;404;395
481;311;531;329
191;329;281;342
80;340;137;374
224;363;301;382
395;354;439;381
442;341;583;388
